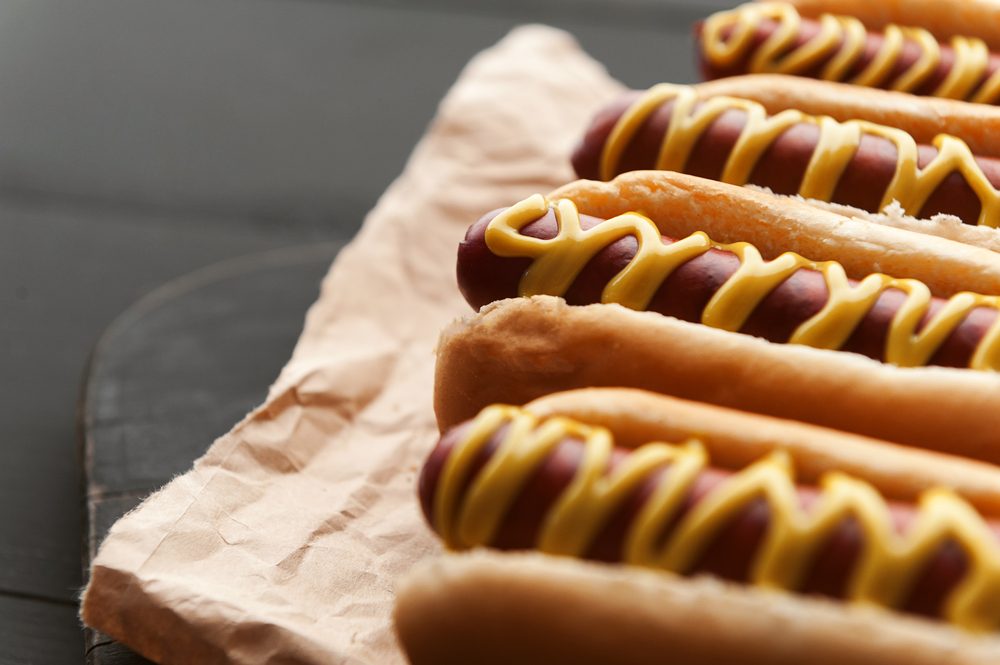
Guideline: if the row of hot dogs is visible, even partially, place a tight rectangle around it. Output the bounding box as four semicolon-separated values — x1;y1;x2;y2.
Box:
393;2;1000;664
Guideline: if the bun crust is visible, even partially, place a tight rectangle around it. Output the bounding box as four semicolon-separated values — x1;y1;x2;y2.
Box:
786;196;1000;253
524;388;1000;514
778;0;1000;53
549;172;1000;294
394;551;1000;665
694;74;1000;158
434;296;1000;462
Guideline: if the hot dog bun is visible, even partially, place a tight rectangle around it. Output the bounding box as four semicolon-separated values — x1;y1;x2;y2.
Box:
436;172;1000;461
697;5;1000;105
395;551;1000;665
693;74;1000;159
778;0;1000;53
524;388;1000;513
436;296;1000;461
788;197;1000;254
573;78;1000;230
397;387;1000;664
550;171;1000;271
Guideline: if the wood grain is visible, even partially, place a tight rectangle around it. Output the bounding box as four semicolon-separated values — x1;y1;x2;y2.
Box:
0;595;83;665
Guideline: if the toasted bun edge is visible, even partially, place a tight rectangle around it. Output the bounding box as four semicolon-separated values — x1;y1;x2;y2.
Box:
694;73;1000;158
777;0;1000;53
522;387;1000;515
434;296;1000;463
548;172;1000;296
394;550;1000;665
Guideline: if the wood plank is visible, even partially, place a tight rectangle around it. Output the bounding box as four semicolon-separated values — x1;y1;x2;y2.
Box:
0;0;702;222
0;595;83;665
86;642;153;665
328;0;738;25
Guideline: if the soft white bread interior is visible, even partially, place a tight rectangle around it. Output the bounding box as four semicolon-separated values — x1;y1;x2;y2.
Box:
549;172;1000;286
394;550;1000;665
776;0;1000;53
768;194;1000;253
434;296;1000;462
694;73;1000;159
523;388;1000;514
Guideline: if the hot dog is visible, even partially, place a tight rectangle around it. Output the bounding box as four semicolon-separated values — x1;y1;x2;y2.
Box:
696;3;1000;104
572;80;1000;228
395;388;1000;665
458;204;999;370
419;408;991;620
435;171;1000;461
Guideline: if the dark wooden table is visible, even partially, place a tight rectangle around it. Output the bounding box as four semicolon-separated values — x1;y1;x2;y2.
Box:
0;0;720;661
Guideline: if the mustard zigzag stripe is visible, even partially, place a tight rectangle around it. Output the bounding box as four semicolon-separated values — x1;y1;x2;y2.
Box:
434;404;1000;631
701;2;1000;104
484;195;1000;370
599;82;1000;228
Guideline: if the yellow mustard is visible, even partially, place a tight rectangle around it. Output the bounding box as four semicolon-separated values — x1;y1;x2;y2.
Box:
433;405;1000;631
484;195;1000;370
599;82;1000;227
701;2;1000;104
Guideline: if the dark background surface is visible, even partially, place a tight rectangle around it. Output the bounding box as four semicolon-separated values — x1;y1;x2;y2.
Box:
1;0;729;661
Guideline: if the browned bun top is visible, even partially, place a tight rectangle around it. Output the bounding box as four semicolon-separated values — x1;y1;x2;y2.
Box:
776;0;1000;53
434;296;1000;462
694;73;1000;158
523;388;1000;514
794;196;1000;253
548;171;1000;293
394;550;1000;665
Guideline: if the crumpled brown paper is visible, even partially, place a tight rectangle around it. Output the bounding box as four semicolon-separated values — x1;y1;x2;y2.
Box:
81;25;623;664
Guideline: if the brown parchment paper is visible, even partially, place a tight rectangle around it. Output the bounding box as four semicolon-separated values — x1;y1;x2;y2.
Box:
81;25;624;664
